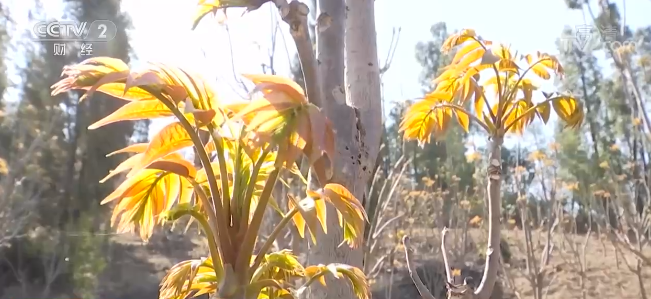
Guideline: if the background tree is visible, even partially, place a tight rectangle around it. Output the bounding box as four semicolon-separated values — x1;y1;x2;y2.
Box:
0;1;140;297
400;29;583;299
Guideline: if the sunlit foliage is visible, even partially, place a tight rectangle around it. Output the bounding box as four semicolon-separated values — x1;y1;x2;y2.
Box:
50;55;369;299
400;29;584;145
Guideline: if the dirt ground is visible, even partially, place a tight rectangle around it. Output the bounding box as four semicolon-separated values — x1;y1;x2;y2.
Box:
368;227;651;299
501;228;651;299
6;226;641;299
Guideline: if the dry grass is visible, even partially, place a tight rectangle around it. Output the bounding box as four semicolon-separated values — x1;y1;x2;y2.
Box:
368;226;651;299
9;221;636;299
501;229;651;299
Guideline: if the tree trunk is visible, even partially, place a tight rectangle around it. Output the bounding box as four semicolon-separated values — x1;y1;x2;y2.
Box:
342;0;382;210
306;0;382;299
474;136;503;299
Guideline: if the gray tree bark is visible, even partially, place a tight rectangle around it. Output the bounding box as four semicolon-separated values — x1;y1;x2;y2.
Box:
306;0;382;298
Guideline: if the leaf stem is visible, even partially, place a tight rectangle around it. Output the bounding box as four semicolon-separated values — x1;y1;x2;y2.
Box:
141;87;234;264
468;36;497;122
235;167;281;285
239;146;273;234
250;207;300;275
507;57;553;100
208;127;232;223
430;103;491;133
297;271;328;296
231;127;246;230
168;194;224;280
245;279;285;298
496;58;549;126
493;64;505;127
502;96;561;133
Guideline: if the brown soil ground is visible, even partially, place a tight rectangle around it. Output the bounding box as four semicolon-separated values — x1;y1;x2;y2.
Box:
3;227;647;299
500;228;651;299
369;227;651;299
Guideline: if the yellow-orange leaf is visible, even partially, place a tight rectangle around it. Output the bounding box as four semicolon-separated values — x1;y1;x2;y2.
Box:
491;44;513;61
483;113;496;134
288;194;319;245
189;109;218;127
525;52;564;80
528;61;550;80
305;105;336;183
136;121;193;173
192;0;263;31
51;57;130;98
106;143;149;157
454;110;470;132
441;29;478;52
315;195;327;234
312;184;368;248
150;63;219;111
83;56;129;71
100;153;143;183
242;73;306;103
160;257;218;299
451;40;485;65
279;112;310;168
192;4;217;30
536;101;551;124
551;96;583;129
303;264;370;299
400;96;459;145
101;169;191;242
455;46;485;70
89;100;173;129
234;75;307;124
246;110;289;133
147;158;197;179
223;101;250;117
306;105;332;159
125;69;167;90
504;100;535;135
86;83;156;102
455;73;479;106
497;59;519;74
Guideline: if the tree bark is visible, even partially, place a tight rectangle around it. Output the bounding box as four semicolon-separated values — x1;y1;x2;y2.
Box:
306;0;382;299
474;136;503;299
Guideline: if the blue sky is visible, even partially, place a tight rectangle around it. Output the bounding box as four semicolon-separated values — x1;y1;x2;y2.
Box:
5;0;651;147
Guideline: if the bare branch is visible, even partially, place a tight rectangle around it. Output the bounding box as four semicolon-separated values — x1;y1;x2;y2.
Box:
261;10;281;75
273;0;322;107
402;235;437;299
441;227;453;284
614;231;651;266
0;114;59;246
371;213;404;240
224;24;251;94
379;27;401;76
365;157;411;265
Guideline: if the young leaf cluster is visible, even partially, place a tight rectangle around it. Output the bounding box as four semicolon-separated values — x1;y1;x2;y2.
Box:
50;56;369;299
400;29;584;145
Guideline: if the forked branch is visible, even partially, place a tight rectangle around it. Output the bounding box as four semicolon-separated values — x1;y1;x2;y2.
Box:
402;229;458;299
272;0;322;107
402;235;437;299
440;227;453;284
401;139;505;299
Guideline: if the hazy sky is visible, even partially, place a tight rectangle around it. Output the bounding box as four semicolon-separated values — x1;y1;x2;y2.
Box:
6;0;651;146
